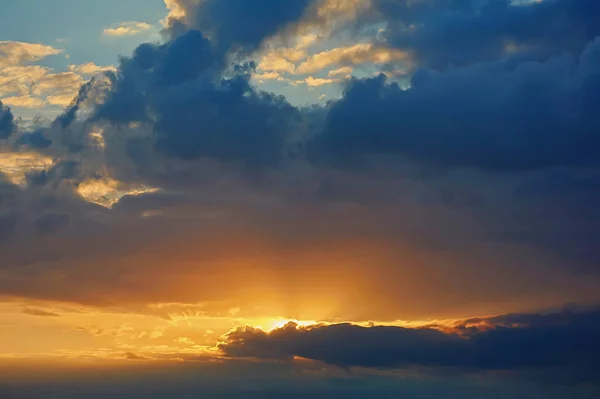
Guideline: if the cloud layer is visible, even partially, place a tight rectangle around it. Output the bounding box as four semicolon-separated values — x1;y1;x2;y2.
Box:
0;6;600;397
221;306;600;383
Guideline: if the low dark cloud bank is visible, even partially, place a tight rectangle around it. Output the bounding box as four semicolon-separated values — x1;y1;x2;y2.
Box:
375;0;600;70
221;307;600;383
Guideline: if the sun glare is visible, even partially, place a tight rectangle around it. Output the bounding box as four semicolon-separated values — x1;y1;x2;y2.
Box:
263;318;320;332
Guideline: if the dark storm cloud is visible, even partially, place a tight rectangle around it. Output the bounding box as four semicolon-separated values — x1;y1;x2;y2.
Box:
375;0;600;70
0;100;17;139
55;77;96;130
220;307;600;383
189;0;314;53
15;130;52;149
309;37;600;171
92;0;313;167
0;0;599;341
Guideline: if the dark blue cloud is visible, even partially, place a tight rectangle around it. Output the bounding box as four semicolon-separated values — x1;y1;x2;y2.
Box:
376;0;600;69
220;307;600;383
0;100;17;139
309;38;600;171
190;0;313;53
55;78;96;131
92;0;314;167
34;211;70;235
15;130;52;149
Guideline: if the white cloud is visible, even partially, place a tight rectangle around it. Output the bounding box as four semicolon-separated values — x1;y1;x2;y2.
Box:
103;21;154;37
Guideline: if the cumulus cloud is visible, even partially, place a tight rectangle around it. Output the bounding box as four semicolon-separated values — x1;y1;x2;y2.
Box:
92;1;317;167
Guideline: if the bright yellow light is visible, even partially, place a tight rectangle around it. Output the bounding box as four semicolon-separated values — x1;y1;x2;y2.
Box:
264;318;319;332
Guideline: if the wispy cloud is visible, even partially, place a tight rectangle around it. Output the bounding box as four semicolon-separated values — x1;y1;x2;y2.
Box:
22;308;60;317
68;62;115;76
103;21;154;37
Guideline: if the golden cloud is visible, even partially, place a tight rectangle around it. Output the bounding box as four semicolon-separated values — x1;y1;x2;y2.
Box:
0;152;54;186
0;41;62;67
1;95;46;109
103;22;155;37
297;43;411;74
327;66;353;77
68;62;115;76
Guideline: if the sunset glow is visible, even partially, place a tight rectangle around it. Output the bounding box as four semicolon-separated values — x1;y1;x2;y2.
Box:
1;0;600;398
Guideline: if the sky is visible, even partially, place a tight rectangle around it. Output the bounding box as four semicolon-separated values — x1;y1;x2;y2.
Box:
0;0;600;398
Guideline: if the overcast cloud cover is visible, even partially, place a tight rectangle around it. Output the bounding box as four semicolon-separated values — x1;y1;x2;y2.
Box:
1;0;600;398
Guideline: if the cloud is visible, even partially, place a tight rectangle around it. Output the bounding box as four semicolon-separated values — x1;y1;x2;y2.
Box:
0;211;18;241
103;22;155;37
258;43;409;76
1;96;46;109
296;76;340;87
308;37;600;171
220;306;600;383
0;41;62;67
22;307;60;317
253;71;283;80
375;0;600;70
0;55;98;111
0;0;599;337
258;51;298;74
34;211;71;234
92;1;314;167
175;0;314;54
68;63;116;76
0;152;53;185
296;43;411;74
327;66;353;77
0;100;17;138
